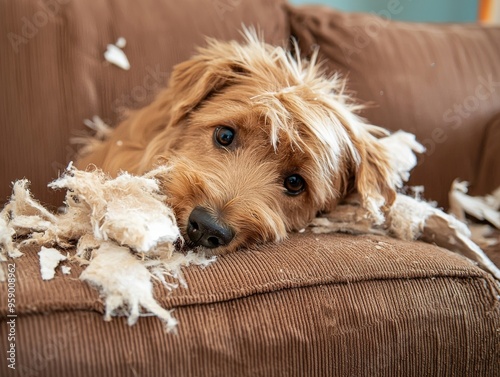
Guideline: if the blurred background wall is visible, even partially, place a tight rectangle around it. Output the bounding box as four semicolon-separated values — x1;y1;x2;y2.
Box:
289;0;479;23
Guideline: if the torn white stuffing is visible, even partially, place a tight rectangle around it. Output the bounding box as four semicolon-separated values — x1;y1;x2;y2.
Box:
419;213;500;277
380;130;426;187
104;43;130;70
144;250;216;290
80;242;178;331
48;170;180;252
61;265;72;275
38;246;67;280
449;180;500;228
0;164;215;330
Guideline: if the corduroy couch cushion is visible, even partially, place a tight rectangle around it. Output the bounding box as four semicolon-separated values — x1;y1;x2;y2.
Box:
1;233;499;377
287;5;500;208
0;0;289;208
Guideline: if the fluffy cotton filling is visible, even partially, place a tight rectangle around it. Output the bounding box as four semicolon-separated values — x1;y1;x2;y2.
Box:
0;164;216;331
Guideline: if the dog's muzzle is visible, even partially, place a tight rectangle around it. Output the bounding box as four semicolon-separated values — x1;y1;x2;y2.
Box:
187;206;235;248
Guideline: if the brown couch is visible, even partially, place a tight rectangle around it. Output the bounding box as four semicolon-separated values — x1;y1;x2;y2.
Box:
1;1;499;376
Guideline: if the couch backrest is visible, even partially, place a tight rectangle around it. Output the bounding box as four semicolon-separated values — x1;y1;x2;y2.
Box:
288;5;500;208
0;0;289;207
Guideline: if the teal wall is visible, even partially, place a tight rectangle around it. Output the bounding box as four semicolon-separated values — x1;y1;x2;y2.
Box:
289;0;478;23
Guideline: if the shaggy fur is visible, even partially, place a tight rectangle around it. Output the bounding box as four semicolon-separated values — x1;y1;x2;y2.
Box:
76;30;416;253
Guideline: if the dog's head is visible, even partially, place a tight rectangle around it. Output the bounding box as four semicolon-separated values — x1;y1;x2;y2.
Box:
110;30;417;252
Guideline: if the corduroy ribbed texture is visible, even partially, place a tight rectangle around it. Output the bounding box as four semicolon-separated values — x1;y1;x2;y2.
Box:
1;233;499;376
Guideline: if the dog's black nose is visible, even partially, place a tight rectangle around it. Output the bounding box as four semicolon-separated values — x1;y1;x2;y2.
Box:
187;206;234;248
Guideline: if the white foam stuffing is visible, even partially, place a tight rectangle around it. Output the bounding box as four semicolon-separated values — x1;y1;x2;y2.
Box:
104;43;130;70
0;164;216;331
363;131;425;225
38;246;67;280
115;37;127;49
61;265;72;275
49;169;180;252
380;131;426;187
80;242;178;330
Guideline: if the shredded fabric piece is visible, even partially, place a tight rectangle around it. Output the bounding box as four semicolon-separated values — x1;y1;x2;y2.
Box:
0;217;17;261
48;167;180;252
380;130;426;185
38;246;67;280
0;164;215;331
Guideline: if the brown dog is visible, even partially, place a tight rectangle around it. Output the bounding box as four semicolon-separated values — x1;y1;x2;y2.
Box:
76;30;406;253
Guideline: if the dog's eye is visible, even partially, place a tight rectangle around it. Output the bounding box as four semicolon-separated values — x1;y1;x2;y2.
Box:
284;174;306;195
214;126;235;147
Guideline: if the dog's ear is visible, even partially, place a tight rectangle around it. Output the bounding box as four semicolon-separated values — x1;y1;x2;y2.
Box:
344;128;424;224
167;52;247;127
316;122;397;224
351;129;397;223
